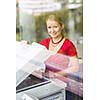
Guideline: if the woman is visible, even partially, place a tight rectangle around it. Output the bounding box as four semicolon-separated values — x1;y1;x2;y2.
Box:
39;14;79;77
21;14;79;75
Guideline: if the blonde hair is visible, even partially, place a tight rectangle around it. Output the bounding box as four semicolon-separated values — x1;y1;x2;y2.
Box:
46;14;63;26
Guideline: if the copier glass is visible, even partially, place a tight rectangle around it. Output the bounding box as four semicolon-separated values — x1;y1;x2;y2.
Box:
16;75;66;100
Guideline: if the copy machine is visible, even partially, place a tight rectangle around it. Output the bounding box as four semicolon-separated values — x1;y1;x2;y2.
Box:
16;41;67;100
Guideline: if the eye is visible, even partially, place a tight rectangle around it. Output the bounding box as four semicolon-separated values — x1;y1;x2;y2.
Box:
54;26;58;28
47;26;51;29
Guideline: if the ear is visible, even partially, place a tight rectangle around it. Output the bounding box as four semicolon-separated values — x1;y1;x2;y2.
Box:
61;24;64;30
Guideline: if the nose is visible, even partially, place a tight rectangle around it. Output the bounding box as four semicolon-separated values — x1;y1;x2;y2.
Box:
50;28;55;33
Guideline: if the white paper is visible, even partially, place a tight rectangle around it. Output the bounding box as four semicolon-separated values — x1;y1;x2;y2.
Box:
16;41;47;72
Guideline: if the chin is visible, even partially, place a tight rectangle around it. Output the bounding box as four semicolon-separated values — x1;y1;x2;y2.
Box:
50;34;58;38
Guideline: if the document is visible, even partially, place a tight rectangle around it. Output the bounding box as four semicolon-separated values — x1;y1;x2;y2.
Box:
17;41;45;71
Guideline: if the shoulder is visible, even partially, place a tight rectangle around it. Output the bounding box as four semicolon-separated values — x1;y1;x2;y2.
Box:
64;38;75;46
39;38;50;49
39;38;50;44
64;38;77;56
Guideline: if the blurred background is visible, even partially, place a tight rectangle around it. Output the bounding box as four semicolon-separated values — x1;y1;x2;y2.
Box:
16;0;83;59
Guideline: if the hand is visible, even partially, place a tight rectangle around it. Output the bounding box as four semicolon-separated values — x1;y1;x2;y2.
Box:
54;72;67;82
54;72;64;78
21;40;29;44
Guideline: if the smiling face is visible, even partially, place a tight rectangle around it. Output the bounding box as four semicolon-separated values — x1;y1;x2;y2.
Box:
46;19;64;38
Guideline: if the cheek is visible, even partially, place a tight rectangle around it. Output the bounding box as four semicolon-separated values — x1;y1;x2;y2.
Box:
55;27;61;33
47;29;51;33
55;28;60;32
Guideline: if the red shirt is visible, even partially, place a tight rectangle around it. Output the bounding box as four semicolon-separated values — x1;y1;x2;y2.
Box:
39;38;77;57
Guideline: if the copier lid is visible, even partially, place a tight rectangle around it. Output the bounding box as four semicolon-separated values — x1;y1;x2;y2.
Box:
16;41;51;86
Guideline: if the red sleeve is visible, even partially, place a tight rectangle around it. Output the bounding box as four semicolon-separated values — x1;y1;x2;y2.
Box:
67;40;77;57
39;38;50;49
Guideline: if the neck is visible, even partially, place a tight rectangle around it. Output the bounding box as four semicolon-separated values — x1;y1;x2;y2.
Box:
51;35;64;44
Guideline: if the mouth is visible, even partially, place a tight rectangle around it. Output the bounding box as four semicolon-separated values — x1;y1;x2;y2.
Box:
50;32;57;35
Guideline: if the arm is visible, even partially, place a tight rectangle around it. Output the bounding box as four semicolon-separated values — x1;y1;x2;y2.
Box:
54;56;80;77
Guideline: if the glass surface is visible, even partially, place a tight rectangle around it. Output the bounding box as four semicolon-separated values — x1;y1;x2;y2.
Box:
16;74;49;93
